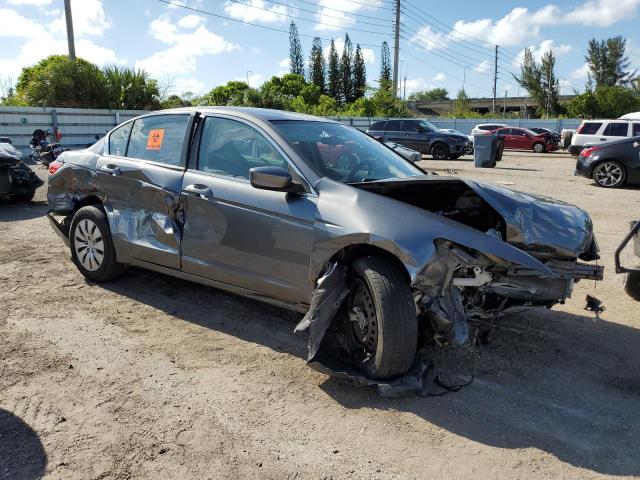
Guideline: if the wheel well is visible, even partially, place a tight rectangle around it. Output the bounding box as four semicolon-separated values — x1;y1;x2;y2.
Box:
71;195;103;215
330;244;411;285
431;141;448;151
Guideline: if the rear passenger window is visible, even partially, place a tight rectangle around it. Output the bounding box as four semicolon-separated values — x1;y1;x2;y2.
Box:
370;121;386;130
385;120;402;131
108;122;132;156
402;121;418;132
633;124;640;136
126;114;190;166
580;122;602;135
603;123;629;137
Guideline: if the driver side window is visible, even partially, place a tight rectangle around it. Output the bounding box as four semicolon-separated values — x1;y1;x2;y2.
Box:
197;117;288;179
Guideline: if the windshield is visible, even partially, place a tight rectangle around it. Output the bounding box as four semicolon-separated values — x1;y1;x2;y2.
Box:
270;120;422;183
417;120;438;132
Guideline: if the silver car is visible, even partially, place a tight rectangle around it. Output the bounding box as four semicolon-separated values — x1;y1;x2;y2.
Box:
47;107;603;380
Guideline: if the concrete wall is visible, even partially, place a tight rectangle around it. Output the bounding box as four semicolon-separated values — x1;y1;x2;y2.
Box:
0;106;582;157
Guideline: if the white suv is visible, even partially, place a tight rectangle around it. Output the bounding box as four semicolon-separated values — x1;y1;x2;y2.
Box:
569;119;640;155
471;123;508;136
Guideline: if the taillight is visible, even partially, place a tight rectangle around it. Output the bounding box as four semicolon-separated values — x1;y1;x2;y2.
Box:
49;160;63;175
580;146;600;158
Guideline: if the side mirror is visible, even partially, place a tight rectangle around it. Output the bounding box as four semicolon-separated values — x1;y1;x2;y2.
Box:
633;141;640;149
250;166;305;194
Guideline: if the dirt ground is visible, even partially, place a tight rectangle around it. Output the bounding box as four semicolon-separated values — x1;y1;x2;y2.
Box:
1;150;639;480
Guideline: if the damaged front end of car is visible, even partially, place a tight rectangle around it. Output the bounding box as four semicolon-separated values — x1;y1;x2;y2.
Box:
296;176;604;394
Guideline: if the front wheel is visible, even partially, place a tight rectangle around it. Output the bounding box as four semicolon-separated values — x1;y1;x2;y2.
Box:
532;142;546;153
625;270;640;301
431;143;450;160
592;160;626;188
70;206;126;282
346;257;417;380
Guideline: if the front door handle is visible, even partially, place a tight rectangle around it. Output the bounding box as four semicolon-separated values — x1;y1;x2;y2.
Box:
183;184;213;199
100;164;122;175
600;138;607;141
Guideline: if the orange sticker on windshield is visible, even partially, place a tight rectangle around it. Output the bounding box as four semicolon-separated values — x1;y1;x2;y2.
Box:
146;129;165;150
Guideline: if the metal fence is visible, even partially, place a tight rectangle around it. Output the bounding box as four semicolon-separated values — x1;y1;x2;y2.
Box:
0;106;143;155
0;106;583;156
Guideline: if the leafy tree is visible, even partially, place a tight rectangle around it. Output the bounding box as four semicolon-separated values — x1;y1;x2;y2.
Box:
327;39;341;102
340;34;354;104
379;41;392;90
15;55;107;108
313;95;338;116
452;89;473;117
353;44;367;100
289;22;305;77
371;83;405;117
160;94;193;109
201;80;250;105
103;66;160;110
514;48;559;118
260;73;319;111
586;36;636;88
408;88;449;101
308;37;325;94
567;86;640;118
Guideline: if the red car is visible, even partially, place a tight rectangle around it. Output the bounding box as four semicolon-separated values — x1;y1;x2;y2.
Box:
491;127;559;153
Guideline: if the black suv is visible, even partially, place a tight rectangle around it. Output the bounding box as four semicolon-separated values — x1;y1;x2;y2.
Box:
366;119;473;159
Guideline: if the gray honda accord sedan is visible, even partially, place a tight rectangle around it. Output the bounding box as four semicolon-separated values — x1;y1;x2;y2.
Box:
48;107;603;380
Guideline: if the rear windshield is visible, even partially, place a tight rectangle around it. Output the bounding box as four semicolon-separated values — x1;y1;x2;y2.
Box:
370;121;386;131
579;122;602;135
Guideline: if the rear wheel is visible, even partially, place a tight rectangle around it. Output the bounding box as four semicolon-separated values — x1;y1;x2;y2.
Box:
592;160;626;188
70;206;126;282
625;270;640;301
431;143;450;160
18;189;36;202
532;142;546;153
346;257;417;379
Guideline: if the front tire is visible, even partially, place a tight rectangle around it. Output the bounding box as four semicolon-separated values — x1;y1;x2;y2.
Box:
625;270;640;301
70;206;126;282
346;257;417;379
532;142;546;153
592;160;626;188
431;143;450;160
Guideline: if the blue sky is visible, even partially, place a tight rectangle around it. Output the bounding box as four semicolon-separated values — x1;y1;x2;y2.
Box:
1;0;639;99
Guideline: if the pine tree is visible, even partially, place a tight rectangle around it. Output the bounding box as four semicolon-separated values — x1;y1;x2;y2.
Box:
353;44;367;100
289;22;305;77
308;37;325;94
540;51;560;117
340;34;354;104
327;39;341;101
586;36;635;87
380;41;391;90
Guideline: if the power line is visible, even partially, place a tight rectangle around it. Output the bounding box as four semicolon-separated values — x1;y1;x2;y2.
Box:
223;0;390;35
287;0;394;23
155;0;382;48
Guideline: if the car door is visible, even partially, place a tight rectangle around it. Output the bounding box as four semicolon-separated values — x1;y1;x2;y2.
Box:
511;129;531;149
179;114;317;305
400;120;424;151
496;128;512;148
96;112;193;269
384;120;404;144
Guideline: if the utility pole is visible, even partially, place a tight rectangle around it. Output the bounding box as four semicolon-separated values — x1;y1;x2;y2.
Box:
246;70;253;87
503;90;507;118
392;0;401;99
64;0;76;61
492;45;498;115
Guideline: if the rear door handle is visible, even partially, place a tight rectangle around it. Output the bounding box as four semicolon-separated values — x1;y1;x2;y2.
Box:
183;184;213;199
100;164;121;175
600;138;607;141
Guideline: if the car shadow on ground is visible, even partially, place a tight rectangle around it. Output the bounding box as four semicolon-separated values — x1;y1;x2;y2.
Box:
0;409;47;479
0;201;48;222
100;269;640;477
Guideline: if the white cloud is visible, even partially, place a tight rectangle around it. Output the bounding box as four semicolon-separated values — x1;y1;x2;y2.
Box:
512;39;572;67
571;63;591;81
0;9;39;37
565;0;640;26
224;0;288;23
409;25;451;51
474;60;490;73
177;14;205;29
278;57;289;68
250;46;262;55
433;73;447;82
236;73;263;87
314;0;382;31
172;77;206;95
136;19;239;77
404;78;434;95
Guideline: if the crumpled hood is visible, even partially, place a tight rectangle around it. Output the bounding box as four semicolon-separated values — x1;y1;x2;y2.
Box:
466;180;596;259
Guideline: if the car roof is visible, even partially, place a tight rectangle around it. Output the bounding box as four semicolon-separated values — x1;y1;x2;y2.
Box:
150;106;338;123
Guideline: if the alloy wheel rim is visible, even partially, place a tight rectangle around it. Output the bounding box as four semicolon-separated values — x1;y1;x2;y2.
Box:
595;162;622;186
348;279;378;354
433;146;447;159
74;219;104;271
